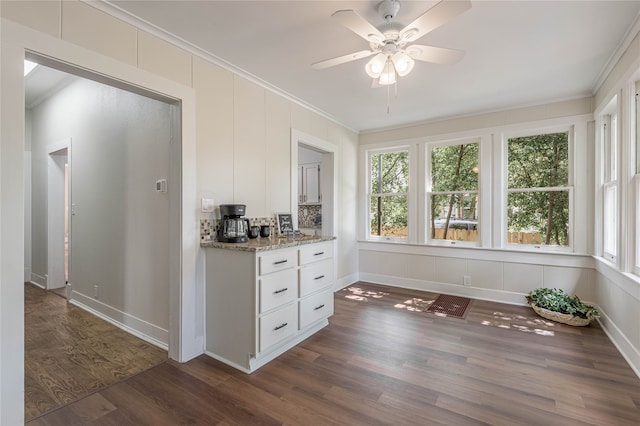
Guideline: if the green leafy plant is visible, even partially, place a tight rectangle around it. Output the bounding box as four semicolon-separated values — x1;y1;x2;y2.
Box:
526;288;599;320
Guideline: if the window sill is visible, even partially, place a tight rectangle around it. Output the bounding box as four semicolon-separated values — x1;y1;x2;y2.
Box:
358;240;593;268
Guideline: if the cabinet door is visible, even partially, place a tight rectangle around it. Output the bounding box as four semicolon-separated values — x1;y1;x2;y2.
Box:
299;288;333;329
299;259;333;297
303;164;320;203
260;303;298;352
299;241;333;265
260;268;297;313
298;165;304;204
259;249;297;275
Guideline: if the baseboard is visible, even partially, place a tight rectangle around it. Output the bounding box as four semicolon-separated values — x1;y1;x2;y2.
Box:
70;290;168;351
30;272;46;288
595;306;640;378
334;272;359;292
358;272;528;306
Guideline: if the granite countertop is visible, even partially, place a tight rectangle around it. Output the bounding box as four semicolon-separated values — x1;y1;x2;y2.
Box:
201;235;335;252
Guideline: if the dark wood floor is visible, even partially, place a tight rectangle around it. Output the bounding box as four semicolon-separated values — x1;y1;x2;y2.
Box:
24;283;167;421
28;282;640;425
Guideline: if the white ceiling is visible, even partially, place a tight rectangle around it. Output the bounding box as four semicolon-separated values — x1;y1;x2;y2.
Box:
31;1;640;132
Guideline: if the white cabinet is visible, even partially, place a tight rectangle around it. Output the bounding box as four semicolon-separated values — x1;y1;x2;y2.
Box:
299;163;320;204
205;239;334;373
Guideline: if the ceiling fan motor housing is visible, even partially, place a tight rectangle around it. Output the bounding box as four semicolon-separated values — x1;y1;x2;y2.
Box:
378;0;401;21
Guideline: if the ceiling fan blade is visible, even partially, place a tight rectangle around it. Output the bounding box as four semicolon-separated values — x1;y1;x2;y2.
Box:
399;0;471;43
405;45;465;65
311;50;375;70
332;9;385;44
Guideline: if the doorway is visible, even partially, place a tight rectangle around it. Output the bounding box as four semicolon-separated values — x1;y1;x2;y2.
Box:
291;129;337;237
24;56;177;419
47;141;70;298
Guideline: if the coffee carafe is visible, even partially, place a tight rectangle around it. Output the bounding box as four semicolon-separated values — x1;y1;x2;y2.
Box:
218;204;249;243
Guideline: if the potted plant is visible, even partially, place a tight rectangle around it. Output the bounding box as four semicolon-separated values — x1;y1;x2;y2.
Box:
526;287;599;326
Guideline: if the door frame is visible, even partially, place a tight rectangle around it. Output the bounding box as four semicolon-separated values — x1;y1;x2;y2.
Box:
47;138;71;292
290;129;337;237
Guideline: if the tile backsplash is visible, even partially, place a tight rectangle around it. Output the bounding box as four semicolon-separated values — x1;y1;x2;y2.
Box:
200;216;276;241
298;205;321;229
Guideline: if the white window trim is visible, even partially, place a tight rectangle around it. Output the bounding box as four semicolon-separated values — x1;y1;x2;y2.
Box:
363;144;416;243
596;95;621;266
424;137;481;248
501;125;575;253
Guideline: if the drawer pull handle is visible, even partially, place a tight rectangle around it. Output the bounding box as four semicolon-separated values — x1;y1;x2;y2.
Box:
274;322;288;331
274;288;288;294
274;259;288;265
313;251;325;256
314;304;325;311
314;275;325;280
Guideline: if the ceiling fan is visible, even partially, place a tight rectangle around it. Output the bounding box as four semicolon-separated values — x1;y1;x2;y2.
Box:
312;0;471;87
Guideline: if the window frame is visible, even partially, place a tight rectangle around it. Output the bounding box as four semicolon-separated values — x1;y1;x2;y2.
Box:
599;97;619;263
425;137;481;247
502;126;575;253
365;145;412;243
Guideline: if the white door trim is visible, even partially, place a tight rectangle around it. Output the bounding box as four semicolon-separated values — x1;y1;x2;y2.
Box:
47;138;71;290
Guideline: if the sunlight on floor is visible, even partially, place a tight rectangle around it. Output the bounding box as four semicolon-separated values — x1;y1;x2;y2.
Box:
393;298;434;312
343;286;389;302
481;311;556;336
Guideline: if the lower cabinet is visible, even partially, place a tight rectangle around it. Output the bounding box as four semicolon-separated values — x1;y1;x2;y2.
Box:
205;240;334;373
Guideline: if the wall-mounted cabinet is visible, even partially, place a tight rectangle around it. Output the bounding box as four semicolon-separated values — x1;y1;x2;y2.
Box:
299;163;320;204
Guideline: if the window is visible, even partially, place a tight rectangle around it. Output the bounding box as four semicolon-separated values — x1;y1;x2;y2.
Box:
427;140;479;244
507;131;571;248
602;97;618;261
367;149;409;240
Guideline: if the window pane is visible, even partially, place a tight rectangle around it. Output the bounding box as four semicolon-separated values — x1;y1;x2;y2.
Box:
507;190;569;246
430;193;478;241
508;132;569;189
432;143;478;191
370;151;408;194
369;195;407;238
604;184;617;256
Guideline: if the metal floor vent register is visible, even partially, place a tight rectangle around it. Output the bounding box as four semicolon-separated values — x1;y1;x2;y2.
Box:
426;294;472;319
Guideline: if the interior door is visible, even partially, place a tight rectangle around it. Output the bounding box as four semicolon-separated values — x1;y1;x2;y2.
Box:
47;144;69;290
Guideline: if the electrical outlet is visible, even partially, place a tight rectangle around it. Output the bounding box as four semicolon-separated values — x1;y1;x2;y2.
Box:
463;275;471;286
93;285;99;298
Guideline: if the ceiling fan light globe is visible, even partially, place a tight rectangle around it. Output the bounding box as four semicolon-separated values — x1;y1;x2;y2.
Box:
378;60;397;85
391;52;415;76
365;53;387;78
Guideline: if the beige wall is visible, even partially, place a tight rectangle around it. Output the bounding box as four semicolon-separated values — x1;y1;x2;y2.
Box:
360;97;593;144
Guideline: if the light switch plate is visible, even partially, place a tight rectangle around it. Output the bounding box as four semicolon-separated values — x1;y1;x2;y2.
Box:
201;198;215;213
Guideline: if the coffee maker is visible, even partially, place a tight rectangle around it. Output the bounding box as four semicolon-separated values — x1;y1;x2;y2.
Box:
218;204;249;243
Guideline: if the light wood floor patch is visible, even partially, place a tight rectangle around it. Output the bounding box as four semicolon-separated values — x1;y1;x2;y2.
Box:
28;282;640;425
24;283;167;421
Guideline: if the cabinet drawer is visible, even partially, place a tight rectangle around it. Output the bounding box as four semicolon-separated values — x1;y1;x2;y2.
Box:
299;259;333;297
259;249;297;275
260;268;297;313
299;241;333;265
260;303;298;352
299;288;333;329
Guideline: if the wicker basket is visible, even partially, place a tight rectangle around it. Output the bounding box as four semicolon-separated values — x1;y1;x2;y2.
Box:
530;303;592;327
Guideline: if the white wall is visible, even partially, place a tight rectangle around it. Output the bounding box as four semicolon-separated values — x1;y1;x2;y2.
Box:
29;77;172;343
299;145;323;164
